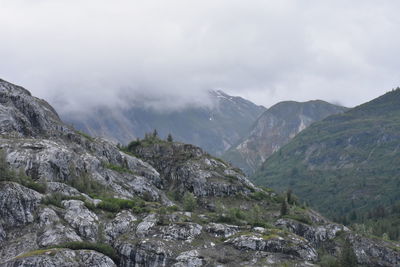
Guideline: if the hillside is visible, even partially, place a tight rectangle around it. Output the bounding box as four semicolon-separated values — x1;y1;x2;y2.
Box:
253;88;400;238
63;90;266;156
0;78;399;266
223;100;347;175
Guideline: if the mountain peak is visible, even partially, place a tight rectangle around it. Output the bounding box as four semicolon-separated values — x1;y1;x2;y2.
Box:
223;100;347;175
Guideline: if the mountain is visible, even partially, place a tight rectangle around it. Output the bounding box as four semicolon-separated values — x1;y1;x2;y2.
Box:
253;88;400;237
62;90;266;156
0;78;399;266
223;100;347;175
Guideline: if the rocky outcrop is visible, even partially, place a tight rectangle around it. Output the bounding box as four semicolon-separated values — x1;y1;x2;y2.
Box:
136;213;159;238
132;142;257;198
227;233;318;261
0;79;69;138
161;223;202;241
3;249;116;267
116;240;175;267
349;234;400;267
206;223;240;238
62;200;99;241
105;210;137;244
37;207;82;247
0;182;42;228
275;218;349;246
173;250;204;267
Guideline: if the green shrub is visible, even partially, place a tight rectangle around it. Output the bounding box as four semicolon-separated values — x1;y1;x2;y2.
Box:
97;201;120;213
183;192;197;212
216;206;247;225
67;174;108;197
52;242;119;263
250;191;270;201
339;239;358;267
97;198;137;213
42;193;95;210
284;213;312;225
166;205;179;212
103;163;132;174
76;130;94;141
319;254;339;267
23;180;47;194
42;193;65;208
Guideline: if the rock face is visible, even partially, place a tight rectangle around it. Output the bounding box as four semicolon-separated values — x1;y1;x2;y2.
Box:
62;200;99;241
131;141;256;197
63;89;266;156
3;249;116;267
223;100;347;175
0;182;42;228
227;233;318;261
0;79;399;267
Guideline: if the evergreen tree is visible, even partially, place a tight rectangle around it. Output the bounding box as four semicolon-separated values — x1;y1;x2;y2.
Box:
280;199;288;216
339;239;358;267
287;189;293;204
152;129;158;138
167;133;173;142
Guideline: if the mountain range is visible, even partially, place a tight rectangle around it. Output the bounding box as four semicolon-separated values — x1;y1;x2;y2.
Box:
1;78;399;266
252;88;400;239
63;90;266;156
222;100;347;175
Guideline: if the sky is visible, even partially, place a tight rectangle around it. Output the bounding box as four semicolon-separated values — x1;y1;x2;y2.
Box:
1;0;400;113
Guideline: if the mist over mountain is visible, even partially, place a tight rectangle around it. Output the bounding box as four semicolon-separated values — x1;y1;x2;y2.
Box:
63;90;266;156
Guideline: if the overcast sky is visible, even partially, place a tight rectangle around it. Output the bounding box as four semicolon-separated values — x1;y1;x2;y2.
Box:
1;0;400;113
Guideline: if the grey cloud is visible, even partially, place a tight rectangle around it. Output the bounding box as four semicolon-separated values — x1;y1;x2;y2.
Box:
0;0;399;113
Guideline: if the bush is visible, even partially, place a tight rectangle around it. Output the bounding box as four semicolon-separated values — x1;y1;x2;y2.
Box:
97;198;137;213
42;193;95;210
319;254;339;267
52;242;119;263
42;193;65;208
339;240;358;267
216;205;247;225
23;180;47;194
67;174;108;197
250;191;270;201
103;163;132;174
284;213;312;225
183;192;197;212
166;205;179;212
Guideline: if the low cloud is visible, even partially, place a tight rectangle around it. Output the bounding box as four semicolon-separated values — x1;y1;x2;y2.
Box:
1;0;399;113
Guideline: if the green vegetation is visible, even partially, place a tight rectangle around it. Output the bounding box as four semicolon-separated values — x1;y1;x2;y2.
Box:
167;133;173;142
103;162;133;174
97;197;147;213
183;192;197;212
42;193;96;210
76;130;94;141
253;88;400;240
280;200;288;216
0;150;47;193
66;174;108;198
16;249;59;259
51;242;119;263
338;239;358;267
